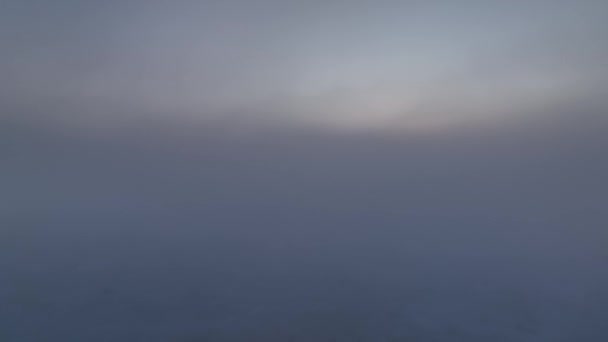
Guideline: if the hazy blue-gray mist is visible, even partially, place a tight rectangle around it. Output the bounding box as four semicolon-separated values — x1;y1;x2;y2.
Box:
2;1;608;341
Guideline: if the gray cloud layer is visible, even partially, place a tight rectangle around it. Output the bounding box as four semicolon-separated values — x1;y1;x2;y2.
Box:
2;102;608;340
1;1;608;341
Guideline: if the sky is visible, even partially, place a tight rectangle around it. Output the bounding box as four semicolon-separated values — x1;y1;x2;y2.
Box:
2;0;607;129
1;1;608;341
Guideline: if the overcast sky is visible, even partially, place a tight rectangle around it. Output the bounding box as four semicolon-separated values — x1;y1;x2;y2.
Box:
2;0;607;129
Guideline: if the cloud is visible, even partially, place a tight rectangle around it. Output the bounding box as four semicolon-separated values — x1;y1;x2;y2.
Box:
1;1;607;340
2;99;607;340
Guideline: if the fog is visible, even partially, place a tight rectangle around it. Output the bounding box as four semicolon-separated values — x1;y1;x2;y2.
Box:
2;106;607;341
2;0;608;340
